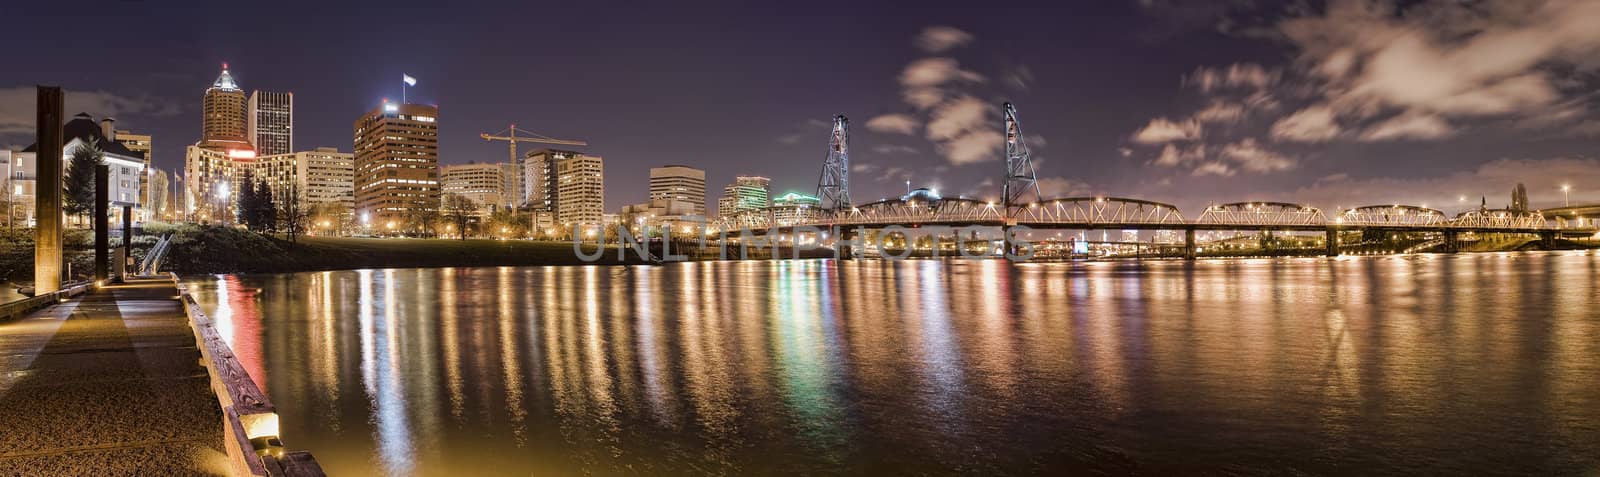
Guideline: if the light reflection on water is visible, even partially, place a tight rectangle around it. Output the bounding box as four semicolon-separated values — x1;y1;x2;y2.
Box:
185;252;1600;476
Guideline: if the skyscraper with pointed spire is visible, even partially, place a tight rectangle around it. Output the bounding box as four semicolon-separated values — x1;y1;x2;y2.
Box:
198;63;252;153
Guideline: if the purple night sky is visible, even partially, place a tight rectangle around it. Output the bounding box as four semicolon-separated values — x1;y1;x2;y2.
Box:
4;1;1599;215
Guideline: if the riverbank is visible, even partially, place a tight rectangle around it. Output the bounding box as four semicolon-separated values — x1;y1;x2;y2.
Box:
155;224;644;274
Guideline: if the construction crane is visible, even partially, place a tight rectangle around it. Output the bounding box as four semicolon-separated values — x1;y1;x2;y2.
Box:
480;124;587;166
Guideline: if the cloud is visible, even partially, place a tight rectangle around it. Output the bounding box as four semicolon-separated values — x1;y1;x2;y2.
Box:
925;95;989;141
1280;0;1600;125
1194;100;1246;123
1270;104;1340;142
1359;111;1454;141
915;26;974;53
0;87;179;135
1292;157;1600;210
1184;63;1279;92
1217;138;1294;172
1192;162;1236;177
899;58;985;89
1153;143;1205;167
939;130;1005;165
863;114;920;135
1131;117;1202;144
871;144;918;155
851;163;879;173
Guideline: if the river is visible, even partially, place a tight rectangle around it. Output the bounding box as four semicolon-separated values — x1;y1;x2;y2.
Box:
181;252;1600;476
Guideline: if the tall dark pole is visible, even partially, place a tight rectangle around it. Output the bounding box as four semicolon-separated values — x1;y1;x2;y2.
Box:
121;206;133;276
94;165;109;283
34;86;64;293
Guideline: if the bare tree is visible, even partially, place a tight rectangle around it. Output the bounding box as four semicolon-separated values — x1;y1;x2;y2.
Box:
442;193;477;240
278;183;309;247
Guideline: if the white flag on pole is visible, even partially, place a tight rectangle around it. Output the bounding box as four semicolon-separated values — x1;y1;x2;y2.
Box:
403;74;417;86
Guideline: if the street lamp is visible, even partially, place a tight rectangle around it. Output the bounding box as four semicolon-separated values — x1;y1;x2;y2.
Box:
1562;184;1571;207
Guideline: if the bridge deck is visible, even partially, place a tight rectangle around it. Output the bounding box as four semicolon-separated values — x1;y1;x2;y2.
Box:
0;278;223;476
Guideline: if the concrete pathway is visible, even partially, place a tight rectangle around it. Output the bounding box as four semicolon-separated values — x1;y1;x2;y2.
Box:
0;278;223;476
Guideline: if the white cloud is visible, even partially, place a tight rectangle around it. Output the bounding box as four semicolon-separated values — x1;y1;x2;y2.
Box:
1153;143;1206;167
1184;63;1278;92
0;87;179;135
902;88;944;110
939;130;1005;165
1281;0;1600;123
851;163;879;173
863;114;920;135
1270;104;1341;142
1131;117;1202;144
872;144;918;155
915;26;974;53
1194;101;1246;123
1218;138;1294;172
1192;162;1236;177
899;58;985;89
1359;111;1454;141
925;95;990;142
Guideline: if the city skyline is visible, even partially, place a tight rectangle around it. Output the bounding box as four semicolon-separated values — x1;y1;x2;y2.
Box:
3;2;1600;216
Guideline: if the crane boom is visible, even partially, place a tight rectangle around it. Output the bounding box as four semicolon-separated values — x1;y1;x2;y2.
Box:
480;124;588;206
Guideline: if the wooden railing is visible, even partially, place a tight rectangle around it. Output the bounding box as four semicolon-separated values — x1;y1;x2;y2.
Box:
0;281;90;322
171;273;325;477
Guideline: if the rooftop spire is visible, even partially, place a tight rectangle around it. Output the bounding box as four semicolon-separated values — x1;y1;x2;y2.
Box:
210;63;240;92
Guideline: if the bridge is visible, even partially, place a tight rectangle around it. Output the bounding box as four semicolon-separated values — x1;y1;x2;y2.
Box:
711;103;1597;258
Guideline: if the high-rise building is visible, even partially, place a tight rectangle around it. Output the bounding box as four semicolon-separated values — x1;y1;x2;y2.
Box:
354;102;440;225
1511;183;1529;212
199;63;252;153
248;90;293;156
555;155;604;226
524;149;580;211
648;165;706;216
500;162;521;210
184;145;252;223
441;162;504;216
717;175;770;218
112;127;153;220
253;147;355;211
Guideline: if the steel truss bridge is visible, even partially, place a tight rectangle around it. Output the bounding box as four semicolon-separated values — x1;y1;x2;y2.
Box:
712;103;1596;257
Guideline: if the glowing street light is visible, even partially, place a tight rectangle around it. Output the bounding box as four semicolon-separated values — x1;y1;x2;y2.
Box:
1562;184;1571;207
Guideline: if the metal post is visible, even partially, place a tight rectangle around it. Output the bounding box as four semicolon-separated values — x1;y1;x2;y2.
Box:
95;165;109;283
122;206;133;276
34;86;64;293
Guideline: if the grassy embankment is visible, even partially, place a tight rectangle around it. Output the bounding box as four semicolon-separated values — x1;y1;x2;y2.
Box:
149;223;645;274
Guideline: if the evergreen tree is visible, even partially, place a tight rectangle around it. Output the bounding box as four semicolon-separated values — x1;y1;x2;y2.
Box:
64;139;104;225
255;180;276;233
237;171;258;230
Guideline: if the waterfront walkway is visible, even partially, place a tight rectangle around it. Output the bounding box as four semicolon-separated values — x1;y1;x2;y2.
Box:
0;278;223;476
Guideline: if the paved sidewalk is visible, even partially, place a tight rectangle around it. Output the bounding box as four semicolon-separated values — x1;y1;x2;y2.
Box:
0;278;223;476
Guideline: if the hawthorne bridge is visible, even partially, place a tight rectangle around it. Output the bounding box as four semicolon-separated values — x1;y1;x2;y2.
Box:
709;103;1596;258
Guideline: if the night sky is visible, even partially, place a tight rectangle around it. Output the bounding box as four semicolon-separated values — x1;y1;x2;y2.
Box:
4;1;1598;215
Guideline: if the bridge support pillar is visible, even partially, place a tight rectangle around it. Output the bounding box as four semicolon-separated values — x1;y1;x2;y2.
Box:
1540;231;1557;250
1183;228;1196;260
1442;230;1459;253
1324;227;1339;257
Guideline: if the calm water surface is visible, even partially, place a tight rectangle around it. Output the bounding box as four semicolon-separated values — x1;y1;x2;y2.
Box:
183;252;1600;476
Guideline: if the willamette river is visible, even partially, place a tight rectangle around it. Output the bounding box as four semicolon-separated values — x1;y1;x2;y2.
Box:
182;252;1600;476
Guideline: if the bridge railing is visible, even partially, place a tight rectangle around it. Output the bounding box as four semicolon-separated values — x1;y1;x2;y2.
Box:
0;281;90;322
1197;202;1325;227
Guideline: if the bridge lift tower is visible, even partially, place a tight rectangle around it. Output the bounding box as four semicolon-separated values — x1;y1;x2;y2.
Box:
816;115;851;213
1001;102;1041;221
